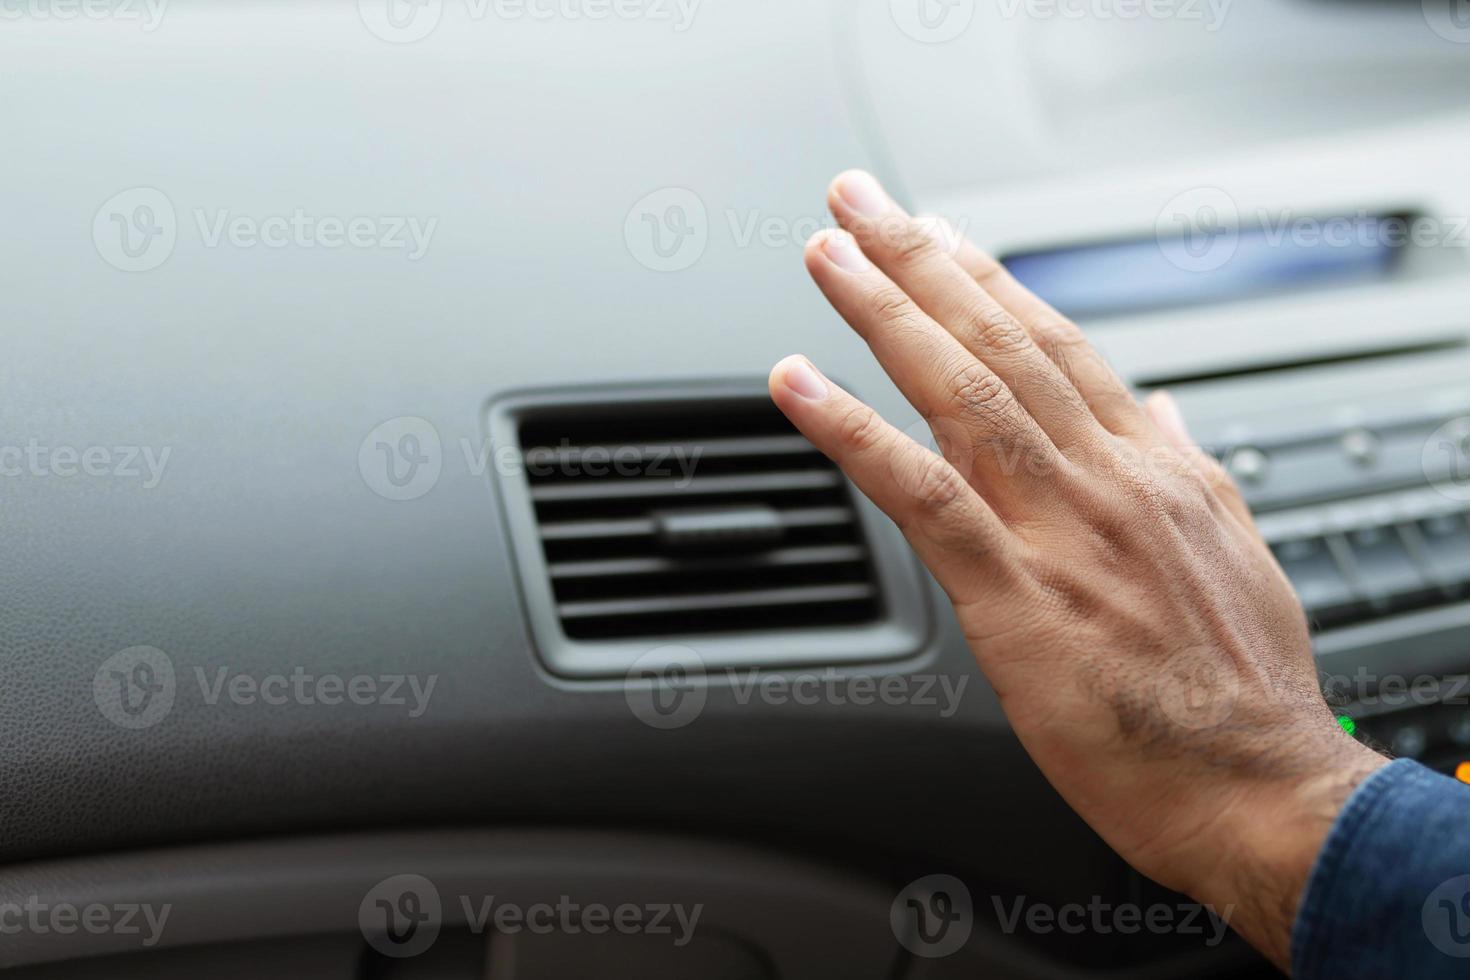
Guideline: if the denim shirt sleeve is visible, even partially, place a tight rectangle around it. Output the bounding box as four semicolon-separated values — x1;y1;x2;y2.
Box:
1292;758;1470;979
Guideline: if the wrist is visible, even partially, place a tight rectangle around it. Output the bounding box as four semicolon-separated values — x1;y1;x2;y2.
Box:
1188;727;1388;970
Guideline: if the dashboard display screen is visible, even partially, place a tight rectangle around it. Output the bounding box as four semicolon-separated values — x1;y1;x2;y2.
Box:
1001;214;1406;321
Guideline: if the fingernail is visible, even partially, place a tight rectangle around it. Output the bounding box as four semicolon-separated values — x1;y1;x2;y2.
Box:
834;170;891;218
783;357;828;401
821;230;870;272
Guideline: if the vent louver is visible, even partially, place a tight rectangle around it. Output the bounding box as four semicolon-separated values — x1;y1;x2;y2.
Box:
518;399;882;640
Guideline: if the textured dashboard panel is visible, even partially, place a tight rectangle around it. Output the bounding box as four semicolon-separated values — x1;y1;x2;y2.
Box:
0;0;1052;889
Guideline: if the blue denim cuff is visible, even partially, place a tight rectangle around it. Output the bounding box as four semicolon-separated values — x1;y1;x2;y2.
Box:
1292;757;1470;980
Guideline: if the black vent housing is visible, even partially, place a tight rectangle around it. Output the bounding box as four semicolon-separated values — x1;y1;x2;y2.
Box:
520;398;881;640
490;384;930;679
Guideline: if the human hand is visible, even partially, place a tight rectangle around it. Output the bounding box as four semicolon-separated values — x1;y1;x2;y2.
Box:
768;170;1388;971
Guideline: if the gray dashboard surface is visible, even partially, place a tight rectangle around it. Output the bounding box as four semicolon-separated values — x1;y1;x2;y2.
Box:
1;0;1100;897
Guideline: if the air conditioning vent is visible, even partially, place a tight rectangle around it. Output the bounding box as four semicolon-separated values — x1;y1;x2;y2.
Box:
519;399;880;640
489;384;930;678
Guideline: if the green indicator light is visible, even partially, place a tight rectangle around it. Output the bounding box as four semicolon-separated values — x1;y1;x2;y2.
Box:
1337;715;1357;737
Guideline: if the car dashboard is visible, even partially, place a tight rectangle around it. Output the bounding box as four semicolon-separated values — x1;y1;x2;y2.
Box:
4;2;1470;977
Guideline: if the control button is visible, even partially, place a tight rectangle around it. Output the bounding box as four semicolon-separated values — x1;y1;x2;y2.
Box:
1341;428;1381;469
1271;536;1358;624
1417;513;1470;594
1342;526;1435;608
1450;714;1470;748
1391;725;1428;759
1457;762;1470;785
1227;447;1271;486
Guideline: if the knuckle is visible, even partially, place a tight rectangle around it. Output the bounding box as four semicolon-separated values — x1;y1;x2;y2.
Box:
1032;312;1087;351
966;302;1032;357
834;403;885;454
910;454;968;514
888;221;940;268
867;286;919;329
944;362;1011;420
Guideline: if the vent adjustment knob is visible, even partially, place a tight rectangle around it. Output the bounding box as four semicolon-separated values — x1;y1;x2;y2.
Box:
653;505;785;552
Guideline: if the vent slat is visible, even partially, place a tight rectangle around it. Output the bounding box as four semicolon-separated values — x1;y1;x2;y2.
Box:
529;470;842;503
524;434;817;470
518;399;882;641
549;544;867;580
537;506;856;542
557;583;877;620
